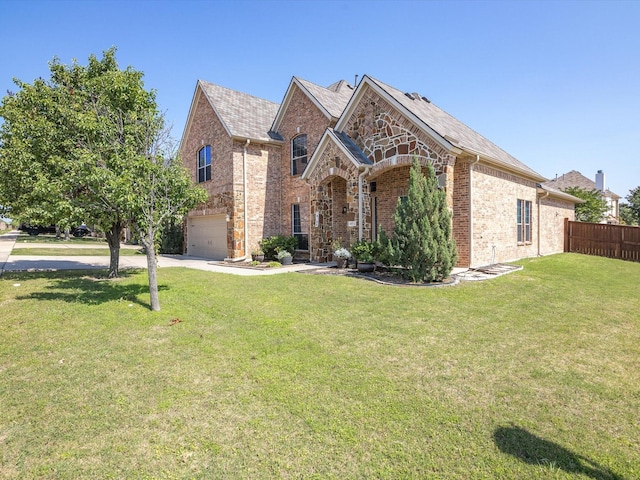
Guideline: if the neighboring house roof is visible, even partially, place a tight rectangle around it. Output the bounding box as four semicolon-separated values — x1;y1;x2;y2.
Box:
272;77;354;132
357;76;547;181
542;170;620;199
197;80;281;142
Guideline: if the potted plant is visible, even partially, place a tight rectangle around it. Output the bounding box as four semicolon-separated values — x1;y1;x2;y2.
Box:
351;240;376;272
276;249;293;265
333;247;351;269
251;248;264;262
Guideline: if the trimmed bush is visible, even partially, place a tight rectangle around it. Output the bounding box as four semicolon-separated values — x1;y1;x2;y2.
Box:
260;235;298;260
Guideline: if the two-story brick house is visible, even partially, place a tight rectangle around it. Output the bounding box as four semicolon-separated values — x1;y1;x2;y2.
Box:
180;75;579;267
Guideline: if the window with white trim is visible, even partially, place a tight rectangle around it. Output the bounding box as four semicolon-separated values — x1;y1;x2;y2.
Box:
291;134;307;176
197;145;211;183
517;199;532;244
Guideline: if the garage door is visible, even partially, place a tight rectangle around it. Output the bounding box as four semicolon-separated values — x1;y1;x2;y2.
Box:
187;215;228;259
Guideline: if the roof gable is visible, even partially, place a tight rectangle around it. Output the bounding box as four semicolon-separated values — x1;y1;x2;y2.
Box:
335;75;546;181
197;80;280;142
271;77;354;133
301;128;372;180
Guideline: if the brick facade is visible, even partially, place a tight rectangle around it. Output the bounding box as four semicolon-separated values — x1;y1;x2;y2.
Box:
539;197;575;255
181;89;280;258
277;85;334;250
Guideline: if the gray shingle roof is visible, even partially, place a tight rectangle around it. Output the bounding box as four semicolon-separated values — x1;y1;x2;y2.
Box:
198;80;280;142
367;77;545;180
333;129;372;165
296;78;354;119
543;170;595;190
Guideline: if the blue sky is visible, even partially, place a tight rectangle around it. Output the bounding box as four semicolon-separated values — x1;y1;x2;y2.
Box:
2;0;639;199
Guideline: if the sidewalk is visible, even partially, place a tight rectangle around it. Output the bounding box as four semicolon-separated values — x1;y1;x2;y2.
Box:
1;232;323;276
0;231;19;275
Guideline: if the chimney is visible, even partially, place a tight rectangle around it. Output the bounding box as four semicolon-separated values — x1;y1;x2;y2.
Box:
595;170;605;191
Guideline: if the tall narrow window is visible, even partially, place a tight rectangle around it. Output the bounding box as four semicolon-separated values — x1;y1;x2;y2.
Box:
292;204;309;250
517;199;532;244
197;145;211;183
291;134;307;176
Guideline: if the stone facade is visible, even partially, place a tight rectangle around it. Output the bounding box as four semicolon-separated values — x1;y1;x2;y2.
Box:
305;141;362;261
345;89;451;172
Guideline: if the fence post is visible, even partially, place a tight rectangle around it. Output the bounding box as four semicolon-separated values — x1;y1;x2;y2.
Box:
564;218;570;252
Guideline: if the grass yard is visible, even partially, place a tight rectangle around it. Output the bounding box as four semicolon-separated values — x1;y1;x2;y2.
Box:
0;253;638;479
16;234;107;244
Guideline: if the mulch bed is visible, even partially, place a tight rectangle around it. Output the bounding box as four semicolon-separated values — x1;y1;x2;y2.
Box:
299;265;458;287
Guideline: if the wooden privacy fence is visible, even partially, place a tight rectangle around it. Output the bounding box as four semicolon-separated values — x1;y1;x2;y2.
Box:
564;219;640;262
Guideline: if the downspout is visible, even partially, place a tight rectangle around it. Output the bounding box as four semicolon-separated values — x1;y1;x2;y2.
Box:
358;166;371;240
243;139;250;260
469;155;480;267
537;191;549;256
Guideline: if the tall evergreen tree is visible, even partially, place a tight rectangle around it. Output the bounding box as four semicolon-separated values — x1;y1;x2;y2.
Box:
387;158;456;282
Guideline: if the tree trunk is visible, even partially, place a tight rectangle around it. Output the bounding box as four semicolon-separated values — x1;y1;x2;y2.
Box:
142;228;160;311
64;227;70;241
105;221;122;278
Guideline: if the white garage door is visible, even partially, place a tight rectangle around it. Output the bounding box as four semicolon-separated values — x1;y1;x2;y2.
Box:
187;215;228;260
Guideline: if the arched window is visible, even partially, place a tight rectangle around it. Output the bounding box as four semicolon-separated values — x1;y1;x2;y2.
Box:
291;134;307;176
197;145;211;183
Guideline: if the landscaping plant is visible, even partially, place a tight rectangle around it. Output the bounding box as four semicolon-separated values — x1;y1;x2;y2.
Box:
380;157;457;282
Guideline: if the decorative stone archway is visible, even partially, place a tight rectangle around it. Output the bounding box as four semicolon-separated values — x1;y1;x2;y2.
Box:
305;141;363;261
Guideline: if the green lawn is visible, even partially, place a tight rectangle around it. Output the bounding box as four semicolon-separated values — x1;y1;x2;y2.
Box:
16;233;107;244
0;254;638;479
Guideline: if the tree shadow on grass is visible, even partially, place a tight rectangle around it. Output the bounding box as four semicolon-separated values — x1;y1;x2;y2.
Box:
10;269;166;309
494;425;623;480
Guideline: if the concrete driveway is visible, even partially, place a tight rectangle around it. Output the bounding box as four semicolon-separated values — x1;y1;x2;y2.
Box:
0;231;321;276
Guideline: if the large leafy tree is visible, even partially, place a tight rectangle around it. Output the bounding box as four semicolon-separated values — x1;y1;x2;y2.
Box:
380;158;457;282
563;186;608;223
621;186;640;226
0;75;82;235
0;48;205;310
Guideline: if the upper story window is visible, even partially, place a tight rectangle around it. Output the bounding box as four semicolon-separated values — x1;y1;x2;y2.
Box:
291;134;307;176
197;145;211;183
517;199;532;244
